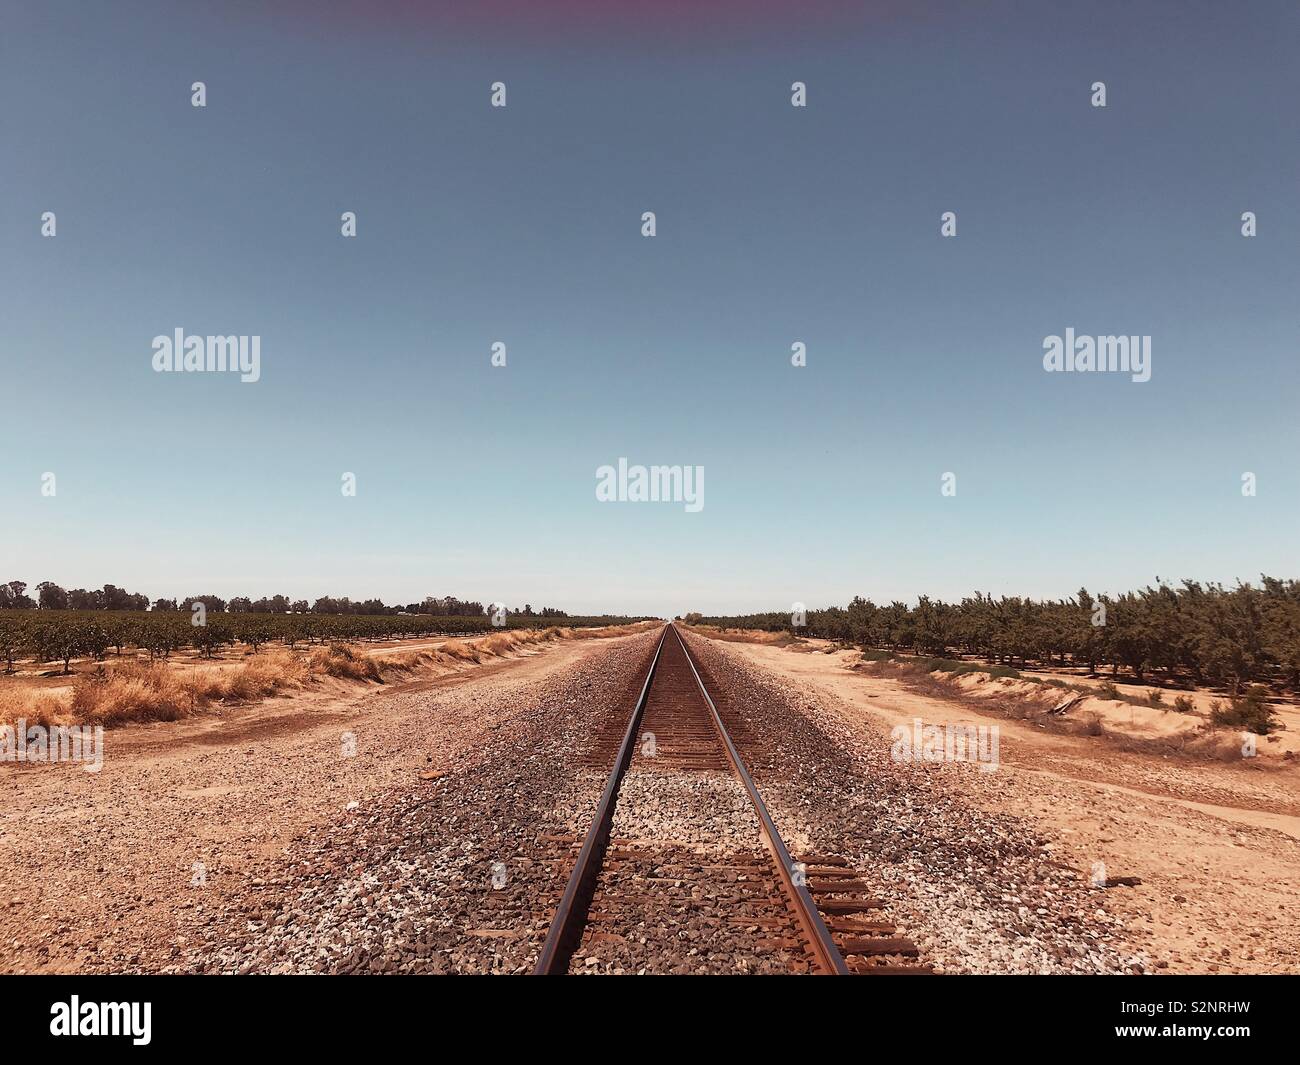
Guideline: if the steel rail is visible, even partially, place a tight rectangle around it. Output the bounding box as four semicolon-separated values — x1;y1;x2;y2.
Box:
669;623;850;975
533;622;849;975
533;624;670;975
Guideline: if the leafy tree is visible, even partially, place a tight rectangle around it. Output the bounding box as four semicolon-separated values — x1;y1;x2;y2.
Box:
36;582;69;609
4;581;35;609
182;595;227;614
68;588;103;609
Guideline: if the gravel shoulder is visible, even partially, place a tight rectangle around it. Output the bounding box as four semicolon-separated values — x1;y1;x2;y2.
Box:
185;630;659;974
0;632;656;974
680;630;1135;974
14;625;1283;976
685;632;1300;975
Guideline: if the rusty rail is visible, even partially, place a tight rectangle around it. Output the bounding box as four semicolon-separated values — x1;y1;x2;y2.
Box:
533;625;669;974
670;623;849;975
533;623;849;975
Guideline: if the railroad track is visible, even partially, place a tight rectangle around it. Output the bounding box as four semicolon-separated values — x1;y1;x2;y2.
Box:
534;623;927;975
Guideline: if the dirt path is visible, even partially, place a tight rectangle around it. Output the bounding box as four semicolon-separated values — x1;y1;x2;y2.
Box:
0;637;617;973
703;639;1300;975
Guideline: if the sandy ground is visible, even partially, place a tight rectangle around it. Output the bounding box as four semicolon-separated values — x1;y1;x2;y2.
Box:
944;667;1300;758
702;638;1300;974
8;623;1295;975
0;635;617;973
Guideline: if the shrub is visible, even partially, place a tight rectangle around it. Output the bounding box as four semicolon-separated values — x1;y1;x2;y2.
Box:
1173;694;1195;713
905;656;1022;680
1097;681;1120;700
984;663;1022;679
1210;685;1277;735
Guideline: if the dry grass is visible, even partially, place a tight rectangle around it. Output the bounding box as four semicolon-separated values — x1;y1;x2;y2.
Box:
0;687;71;728
0;622;651;730
1;646;357;728
71;667;191;726
63;651;324;727
306;644;384;682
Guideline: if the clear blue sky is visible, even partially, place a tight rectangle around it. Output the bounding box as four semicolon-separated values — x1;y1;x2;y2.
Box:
2;1;1297;616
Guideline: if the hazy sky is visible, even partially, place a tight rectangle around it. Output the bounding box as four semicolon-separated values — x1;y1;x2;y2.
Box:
2;1;1297;616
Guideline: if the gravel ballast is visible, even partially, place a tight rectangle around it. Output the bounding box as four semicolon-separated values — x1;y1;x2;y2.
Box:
679;629;1132;975
185;630;660;974
6;625;1137;975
